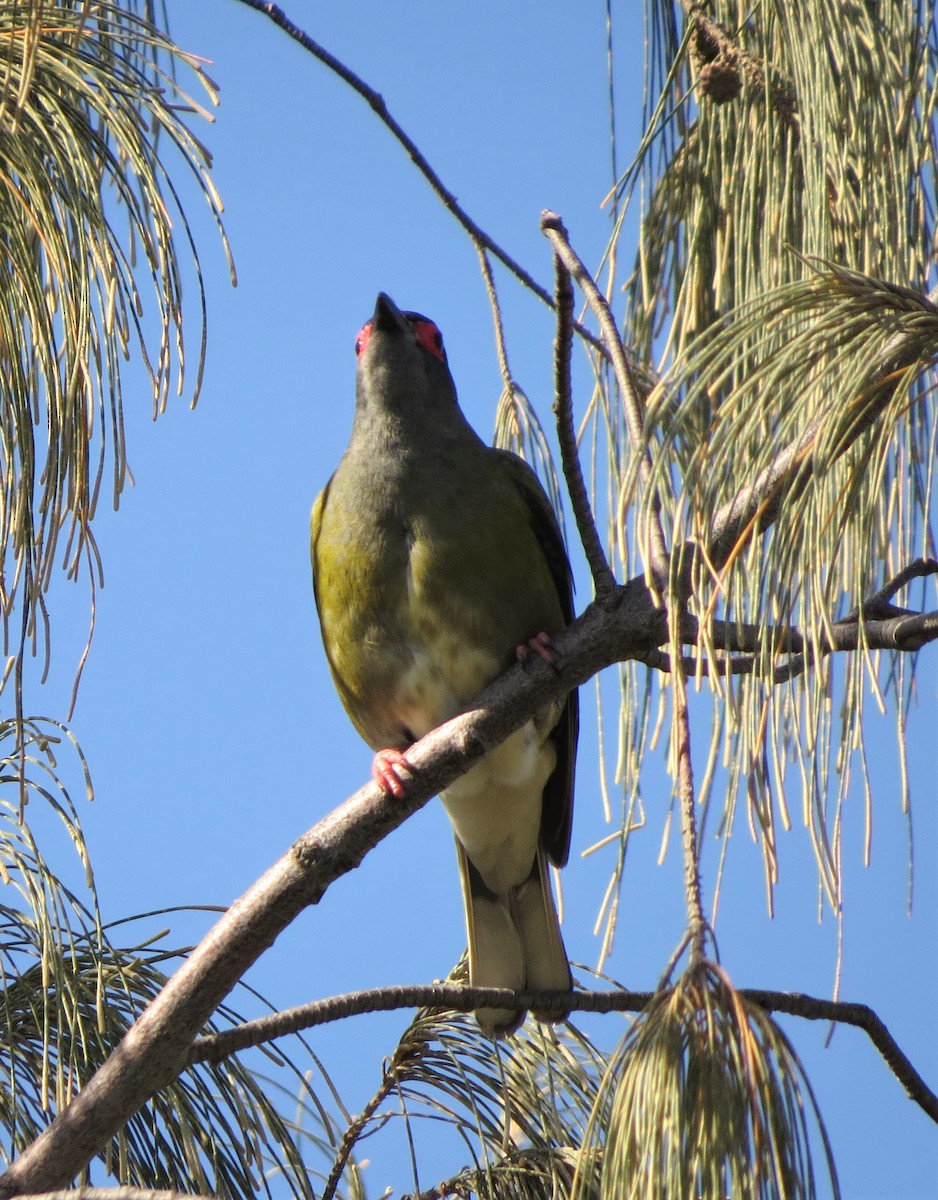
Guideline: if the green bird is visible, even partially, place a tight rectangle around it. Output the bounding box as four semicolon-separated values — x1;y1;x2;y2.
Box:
311;292;578;1037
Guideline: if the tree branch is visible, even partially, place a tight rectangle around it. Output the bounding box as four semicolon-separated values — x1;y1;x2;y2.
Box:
549;243;618;601
1;518;930;1196
0;7;930;1198
673;669;708;962
673;562;938;681
540;211;671;581
0;581;663;1198
231;3;550;303
742;989;938;1124
186;981;938;1125
321;1073;395;1200
232;2;608;354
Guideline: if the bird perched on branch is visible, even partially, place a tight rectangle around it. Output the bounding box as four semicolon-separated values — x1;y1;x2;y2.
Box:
311;292;578;1036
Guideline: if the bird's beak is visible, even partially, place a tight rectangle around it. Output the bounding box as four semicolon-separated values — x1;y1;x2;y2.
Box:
373;292;409;334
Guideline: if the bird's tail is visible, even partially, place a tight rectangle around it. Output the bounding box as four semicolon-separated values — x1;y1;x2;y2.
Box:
458;844;571;1038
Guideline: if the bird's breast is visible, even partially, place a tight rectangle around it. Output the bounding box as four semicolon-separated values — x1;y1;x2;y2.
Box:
315;449;562;751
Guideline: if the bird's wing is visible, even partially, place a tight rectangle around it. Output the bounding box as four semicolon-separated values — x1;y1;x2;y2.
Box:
309;479;331;618
491;449;579;868
490;450;575;623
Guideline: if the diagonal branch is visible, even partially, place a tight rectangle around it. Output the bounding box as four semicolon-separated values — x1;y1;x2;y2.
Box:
233;2;606;355
232;3;550;305
0;517;931;1194
3;146;934;1198
0;582;664;1198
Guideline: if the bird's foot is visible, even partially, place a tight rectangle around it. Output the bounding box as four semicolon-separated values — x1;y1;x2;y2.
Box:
372;748;413;798
517;631;559;667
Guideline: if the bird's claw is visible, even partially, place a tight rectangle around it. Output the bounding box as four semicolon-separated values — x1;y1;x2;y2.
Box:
517;631;559;667
372;748;412;798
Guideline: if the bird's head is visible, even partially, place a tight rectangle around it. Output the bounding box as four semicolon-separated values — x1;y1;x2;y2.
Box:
354;292;459;421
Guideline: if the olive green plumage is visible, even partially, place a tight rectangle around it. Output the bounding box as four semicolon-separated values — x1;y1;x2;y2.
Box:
311;292;578;1036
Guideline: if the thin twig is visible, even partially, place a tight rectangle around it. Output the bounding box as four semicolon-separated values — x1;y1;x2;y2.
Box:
232;2;609;354
742;989;938;1122
540;211;670;580
683;616;804;654
541;219;704;960
663;614;938;683
672;669;708;961
187;981;938;1124
233;3;551;305
867;556;938;607
477;247;513;390
550;248;618;601
669;597;938;683
539;214;647;459
320;1074;396;1200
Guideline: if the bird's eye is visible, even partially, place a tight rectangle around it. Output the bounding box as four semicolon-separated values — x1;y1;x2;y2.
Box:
412;319;447;363
355;322;372;358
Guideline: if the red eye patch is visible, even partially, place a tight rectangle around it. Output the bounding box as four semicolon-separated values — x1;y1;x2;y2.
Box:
410;317;446;363
354;315;446;363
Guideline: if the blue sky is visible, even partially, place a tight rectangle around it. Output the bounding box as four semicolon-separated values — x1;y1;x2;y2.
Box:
29;4;937;1197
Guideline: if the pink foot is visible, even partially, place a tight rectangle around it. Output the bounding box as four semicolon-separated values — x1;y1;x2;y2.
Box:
516;631;558;665
372;748;412;798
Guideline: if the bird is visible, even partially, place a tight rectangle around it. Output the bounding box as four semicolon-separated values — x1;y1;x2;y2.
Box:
310;292;578;1037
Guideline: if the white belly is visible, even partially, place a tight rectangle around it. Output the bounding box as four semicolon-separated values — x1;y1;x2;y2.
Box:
441;717;558;895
